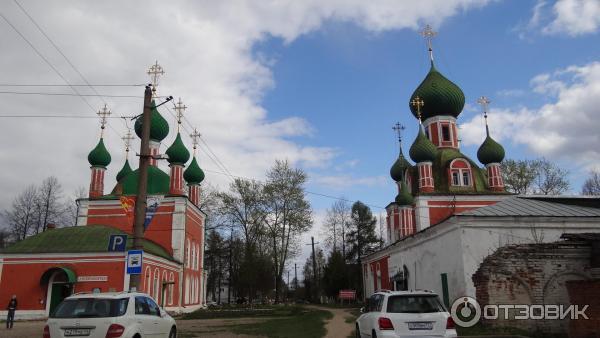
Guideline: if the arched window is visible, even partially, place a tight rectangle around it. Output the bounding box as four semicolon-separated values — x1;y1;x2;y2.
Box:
168;272;175;306
186;239;191;267
161;271;167;306
191;244;196;270
144;267;151;294
449;159;472;187
153;268;160;302
185;276;190;304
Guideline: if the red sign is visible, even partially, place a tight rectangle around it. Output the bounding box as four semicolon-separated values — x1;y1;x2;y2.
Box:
339;290;356;300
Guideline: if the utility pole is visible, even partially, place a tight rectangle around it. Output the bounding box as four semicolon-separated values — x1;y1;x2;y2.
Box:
306;236;319;302
294;263;298;290
129;85;152;290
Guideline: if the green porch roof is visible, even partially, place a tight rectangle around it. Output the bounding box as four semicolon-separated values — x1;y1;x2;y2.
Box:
1;225;175;262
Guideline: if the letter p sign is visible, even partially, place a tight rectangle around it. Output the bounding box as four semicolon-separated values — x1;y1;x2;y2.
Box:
108;234;128;252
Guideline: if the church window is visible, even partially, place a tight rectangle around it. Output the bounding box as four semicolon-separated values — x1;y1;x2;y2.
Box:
153;268;160;302
144;267;151;294
441;125;450;141
449;159;472;187
168;272;174;306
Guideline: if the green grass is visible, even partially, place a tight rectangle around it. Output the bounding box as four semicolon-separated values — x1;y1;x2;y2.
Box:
181;304;304;320
230;308;333;338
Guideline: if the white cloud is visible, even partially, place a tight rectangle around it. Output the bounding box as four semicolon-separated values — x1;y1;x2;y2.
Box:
519;0;600;37
0;0;491;213
461;61;600;169
543;0;600;36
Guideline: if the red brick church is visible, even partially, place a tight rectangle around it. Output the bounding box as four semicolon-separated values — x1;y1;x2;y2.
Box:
0;65;207;319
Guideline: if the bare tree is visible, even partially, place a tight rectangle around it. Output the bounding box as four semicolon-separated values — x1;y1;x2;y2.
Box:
3;185;38;240
63;186;87;226
198;183;226;231
320;199;351;256
582;171;600;195
263;160;312;302
502;158;569;195
34;177;65;233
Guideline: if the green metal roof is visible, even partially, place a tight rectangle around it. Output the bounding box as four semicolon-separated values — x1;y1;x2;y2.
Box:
87;138;111;168
477;135;505;165
1;225;175;261
409;62;465;120
390;148;412;182
395;181;414;206
120;166;170;195
184;156;205;184
166;133;190;165
116;159;133;182
134;100;170;142
409;126;437;163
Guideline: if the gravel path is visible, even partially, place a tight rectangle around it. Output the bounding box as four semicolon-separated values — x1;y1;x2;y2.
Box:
305;306;356;338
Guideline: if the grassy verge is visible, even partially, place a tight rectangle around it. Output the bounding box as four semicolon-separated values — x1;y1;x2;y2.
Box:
230;308;333;338
182;304;303;320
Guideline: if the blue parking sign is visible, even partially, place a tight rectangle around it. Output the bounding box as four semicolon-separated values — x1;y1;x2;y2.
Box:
126;250;143;275
108;234;128;252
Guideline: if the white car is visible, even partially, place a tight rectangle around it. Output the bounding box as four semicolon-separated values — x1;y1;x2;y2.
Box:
44;291;177;338
356;290;457;338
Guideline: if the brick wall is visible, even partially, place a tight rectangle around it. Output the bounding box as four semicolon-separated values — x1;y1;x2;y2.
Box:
472;241;592;334
566;280;600;338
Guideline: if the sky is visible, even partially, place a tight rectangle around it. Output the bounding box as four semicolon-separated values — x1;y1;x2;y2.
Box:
0;0;599;270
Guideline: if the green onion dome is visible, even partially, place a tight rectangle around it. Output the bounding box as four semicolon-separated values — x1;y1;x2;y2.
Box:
88;138;111;168
395;181;414;206
121;166;170;195
409;62;465;120
390;149;411;182
134;100;169;142
116;159;132;182
184;157;205;184
409;127;437;163
165;133;190;165
477;135;505;165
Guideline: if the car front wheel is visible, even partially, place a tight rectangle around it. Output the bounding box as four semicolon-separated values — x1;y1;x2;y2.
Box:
355;324;361;338
169;327;176;338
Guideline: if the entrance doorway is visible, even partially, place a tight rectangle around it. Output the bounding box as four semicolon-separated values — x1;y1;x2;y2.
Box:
40;267;76;316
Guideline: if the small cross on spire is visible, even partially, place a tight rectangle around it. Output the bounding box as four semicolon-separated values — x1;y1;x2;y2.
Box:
190;128;201;155
477;96;491;136
174;98;187;132
392;122;405;143
420;25;437;62
147;61;164;97
97;104;111;137
122;130;135;156
411;96;425;123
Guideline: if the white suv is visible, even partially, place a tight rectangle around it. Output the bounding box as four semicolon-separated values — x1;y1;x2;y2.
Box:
44;292;177;338
356;290;457;338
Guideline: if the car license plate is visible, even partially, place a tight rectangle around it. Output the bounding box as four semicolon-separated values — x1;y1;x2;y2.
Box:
407;321;433;330
64;328;91;336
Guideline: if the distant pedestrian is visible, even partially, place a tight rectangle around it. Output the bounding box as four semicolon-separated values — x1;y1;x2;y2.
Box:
6;295;17;329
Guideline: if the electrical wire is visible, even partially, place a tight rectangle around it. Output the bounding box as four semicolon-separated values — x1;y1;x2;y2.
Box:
0;91;143;98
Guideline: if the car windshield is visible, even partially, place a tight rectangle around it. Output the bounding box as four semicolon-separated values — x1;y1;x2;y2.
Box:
386;295;444;313
51;298;129;318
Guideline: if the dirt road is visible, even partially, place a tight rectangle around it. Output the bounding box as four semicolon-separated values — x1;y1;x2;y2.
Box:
306;306;356;338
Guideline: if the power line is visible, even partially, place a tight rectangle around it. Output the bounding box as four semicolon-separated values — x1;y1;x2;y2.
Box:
0;6;126;141
0;91;142;98
0;84;145;87
0;114;132;119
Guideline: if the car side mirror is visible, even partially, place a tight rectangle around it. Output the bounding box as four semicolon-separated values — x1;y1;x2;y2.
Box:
160;309;167;317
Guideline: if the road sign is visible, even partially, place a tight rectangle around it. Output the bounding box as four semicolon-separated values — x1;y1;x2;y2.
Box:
126;250;143;275
339;290;356;300
108;234;128;252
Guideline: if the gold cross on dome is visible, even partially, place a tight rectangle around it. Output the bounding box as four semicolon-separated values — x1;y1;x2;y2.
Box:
420;25;437;61
174;97;187;131
392;122;405;143
411;96;425;122
147;61;164;97
190;128;201;154
477;96;492;135
122;130;135;154
97;104;111;136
